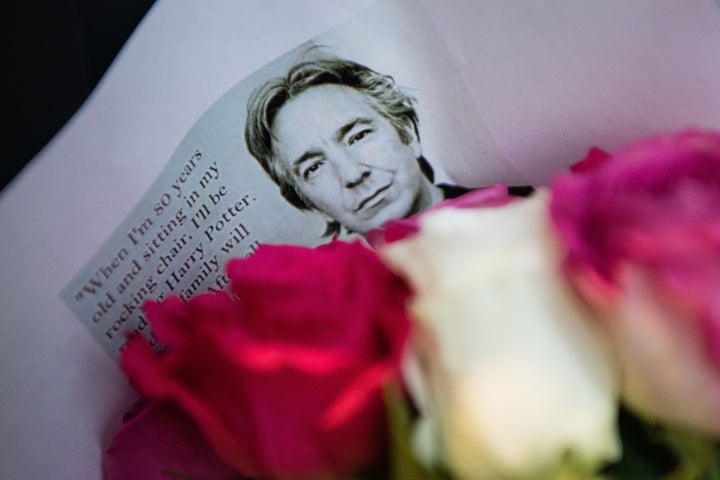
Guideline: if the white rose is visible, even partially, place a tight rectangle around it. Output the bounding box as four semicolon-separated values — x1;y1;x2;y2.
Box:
381;191;620;479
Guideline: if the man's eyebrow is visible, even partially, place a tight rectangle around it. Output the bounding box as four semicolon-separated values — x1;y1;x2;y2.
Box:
335;117;372;142
290;117;374;174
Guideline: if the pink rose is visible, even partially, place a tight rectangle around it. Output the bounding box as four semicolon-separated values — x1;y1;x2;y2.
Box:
569;146;611;174
550;129;720;435
366;183;516;246
119;241;411;479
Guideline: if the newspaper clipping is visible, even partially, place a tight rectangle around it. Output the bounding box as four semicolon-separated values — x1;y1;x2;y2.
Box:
61;0;518;357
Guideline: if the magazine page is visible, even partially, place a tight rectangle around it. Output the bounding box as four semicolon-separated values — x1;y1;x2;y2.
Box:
59;0;522;359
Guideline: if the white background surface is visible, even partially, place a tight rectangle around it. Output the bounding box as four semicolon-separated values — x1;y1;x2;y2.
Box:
1;1;719;478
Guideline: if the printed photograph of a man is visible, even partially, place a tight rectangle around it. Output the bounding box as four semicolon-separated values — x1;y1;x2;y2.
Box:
245;56;456;236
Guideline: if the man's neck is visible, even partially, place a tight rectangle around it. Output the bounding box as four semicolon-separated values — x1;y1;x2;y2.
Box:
413;179;444;215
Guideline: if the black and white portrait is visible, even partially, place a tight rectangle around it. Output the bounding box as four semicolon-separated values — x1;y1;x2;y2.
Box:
243;55;461;236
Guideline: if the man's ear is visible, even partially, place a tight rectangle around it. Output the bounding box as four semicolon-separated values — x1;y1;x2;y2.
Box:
408;128;422;158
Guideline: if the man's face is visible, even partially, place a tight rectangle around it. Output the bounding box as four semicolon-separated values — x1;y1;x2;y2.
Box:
270;84;425;234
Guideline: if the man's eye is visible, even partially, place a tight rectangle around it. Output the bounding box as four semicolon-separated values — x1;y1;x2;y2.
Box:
302;161;323;180
349;128;372;145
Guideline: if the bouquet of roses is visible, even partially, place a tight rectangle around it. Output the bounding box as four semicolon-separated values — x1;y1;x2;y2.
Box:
104;129;720;480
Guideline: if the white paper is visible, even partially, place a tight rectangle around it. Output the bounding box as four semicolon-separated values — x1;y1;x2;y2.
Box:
420;0;720;183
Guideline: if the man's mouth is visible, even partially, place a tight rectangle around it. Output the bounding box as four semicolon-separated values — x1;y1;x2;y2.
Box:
355;184;391;212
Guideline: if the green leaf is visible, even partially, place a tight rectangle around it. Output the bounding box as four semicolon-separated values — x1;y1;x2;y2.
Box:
600;408;720;480
600;409;678;480
656;426;719;480
162;471;200;480
694;457;720;480
383;382;449;480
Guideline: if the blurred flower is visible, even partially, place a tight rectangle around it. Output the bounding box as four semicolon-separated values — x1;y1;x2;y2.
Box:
119;241;411;480
550;129;720;435
381;192;620;479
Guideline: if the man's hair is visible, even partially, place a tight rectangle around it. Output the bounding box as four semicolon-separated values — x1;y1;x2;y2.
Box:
244;57;420;212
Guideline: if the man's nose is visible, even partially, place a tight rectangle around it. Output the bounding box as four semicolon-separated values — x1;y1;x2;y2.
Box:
335;153;370;188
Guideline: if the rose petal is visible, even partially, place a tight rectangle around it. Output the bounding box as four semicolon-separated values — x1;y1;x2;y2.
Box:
366;183;515;247
104;400;239;480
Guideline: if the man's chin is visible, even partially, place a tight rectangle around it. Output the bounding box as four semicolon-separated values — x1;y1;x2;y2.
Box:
358;200;416;233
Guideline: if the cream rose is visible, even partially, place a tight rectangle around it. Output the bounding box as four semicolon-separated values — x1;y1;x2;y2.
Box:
381;192;620;479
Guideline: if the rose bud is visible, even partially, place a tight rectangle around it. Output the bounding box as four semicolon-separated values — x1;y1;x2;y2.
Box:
550;129;720;436
381;193;620;479
120;241;411;479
